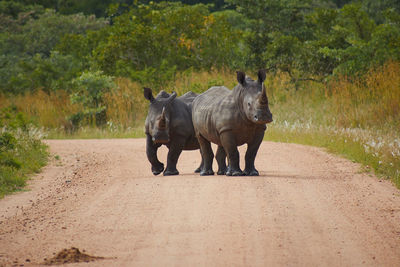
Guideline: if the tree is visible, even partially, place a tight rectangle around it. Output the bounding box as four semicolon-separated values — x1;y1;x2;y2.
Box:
225;0;314;68
89;2;241;84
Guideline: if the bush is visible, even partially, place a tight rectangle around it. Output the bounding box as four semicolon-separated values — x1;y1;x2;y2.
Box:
69;71;116;128
0;106;48;197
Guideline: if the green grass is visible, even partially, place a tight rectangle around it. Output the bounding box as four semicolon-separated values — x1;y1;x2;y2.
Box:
265;122;400;188
0;108;49;198
0;133;48;198
45;125;146;139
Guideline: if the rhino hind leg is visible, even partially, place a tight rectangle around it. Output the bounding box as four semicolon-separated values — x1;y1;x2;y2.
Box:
197;134;214;176
216;146;227;175
220;131;243;176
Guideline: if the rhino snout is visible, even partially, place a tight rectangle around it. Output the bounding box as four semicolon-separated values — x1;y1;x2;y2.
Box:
254;113;273;124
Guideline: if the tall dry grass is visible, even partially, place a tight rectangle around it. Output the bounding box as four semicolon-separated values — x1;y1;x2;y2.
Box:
0;90;80;128
329;61;400;130
264;61;400;187
0;70;239;133
104;70;237;128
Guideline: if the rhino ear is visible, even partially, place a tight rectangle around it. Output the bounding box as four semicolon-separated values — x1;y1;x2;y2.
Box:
237;71;246;85
257;69;266;83
144;87;154;102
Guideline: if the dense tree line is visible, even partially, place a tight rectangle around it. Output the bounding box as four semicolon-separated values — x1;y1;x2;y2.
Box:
0;0;399;95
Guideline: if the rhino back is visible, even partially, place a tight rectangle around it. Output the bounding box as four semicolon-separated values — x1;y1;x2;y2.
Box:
193;86;241;144
169;98;199;149
178;91;198;110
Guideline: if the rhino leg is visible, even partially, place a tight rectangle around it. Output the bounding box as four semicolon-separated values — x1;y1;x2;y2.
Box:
243;129;265;176
220;131;243;176
216;146;227;175
194;157;203;173
164;137;185;176
146;133;164;175
197;134;214;176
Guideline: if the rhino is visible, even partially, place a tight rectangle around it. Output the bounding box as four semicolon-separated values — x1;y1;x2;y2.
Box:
192;69;273;176
144;87;203;176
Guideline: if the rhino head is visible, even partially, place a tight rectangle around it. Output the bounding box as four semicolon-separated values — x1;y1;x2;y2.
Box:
237;69;273;124
144;87;177;144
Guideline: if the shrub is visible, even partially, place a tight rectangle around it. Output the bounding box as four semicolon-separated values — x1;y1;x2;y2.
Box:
0;106;48;197
69;71;116;128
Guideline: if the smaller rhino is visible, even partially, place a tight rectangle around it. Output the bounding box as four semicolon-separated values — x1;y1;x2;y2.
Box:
144;88;202;176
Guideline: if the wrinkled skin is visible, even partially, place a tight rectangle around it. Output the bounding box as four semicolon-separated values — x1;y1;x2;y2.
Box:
192;70;273;176
144;88;202;176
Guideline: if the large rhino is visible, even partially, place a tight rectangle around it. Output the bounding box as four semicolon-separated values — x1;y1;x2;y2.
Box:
144;88;202;176
192;70;273;176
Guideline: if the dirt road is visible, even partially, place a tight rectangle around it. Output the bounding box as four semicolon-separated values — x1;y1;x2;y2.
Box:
1;139;400;266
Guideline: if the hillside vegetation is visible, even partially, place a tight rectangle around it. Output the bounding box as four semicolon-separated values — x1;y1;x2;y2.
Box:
1;0;399;194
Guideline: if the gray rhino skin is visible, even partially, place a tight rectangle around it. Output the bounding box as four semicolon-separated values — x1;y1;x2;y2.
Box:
192;70;273;176
144;88;202;176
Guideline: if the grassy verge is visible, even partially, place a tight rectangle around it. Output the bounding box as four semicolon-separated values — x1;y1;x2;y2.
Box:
45;125;145;139
265;122;400;188
0;108;48;198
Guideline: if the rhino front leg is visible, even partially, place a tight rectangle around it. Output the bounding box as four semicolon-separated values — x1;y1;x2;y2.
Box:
220;131;243;176
244;129;265;176
146;133;164;175
216;146;227;175
197;134;214;176
164;137;186;176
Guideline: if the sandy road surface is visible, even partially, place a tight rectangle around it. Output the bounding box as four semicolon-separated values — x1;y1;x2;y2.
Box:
1;139;400;266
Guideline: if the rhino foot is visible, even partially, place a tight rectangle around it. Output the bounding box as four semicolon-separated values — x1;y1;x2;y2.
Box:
163;169;179;176
152;163;164;176
194;167;202;173
244;169;259;176
217;169;226;175
226;168;244;176
200;169;214;176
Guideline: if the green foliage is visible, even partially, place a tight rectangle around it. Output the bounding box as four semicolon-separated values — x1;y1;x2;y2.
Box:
228;0;400;79
1;0;400;97
0;9;108;57
0;106;48;198
91;2;241;83
69;71;116;127
0;1;44;18
1;52;84;94
226;0;314;67
0;8;108;94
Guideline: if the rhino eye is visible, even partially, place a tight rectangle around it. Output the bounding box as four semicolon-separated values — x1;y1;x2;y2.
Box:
247;102;251;107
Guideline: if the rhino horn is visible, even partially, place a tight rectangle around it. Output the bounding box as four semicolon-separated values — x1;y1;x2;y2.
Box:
259;85;268;105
